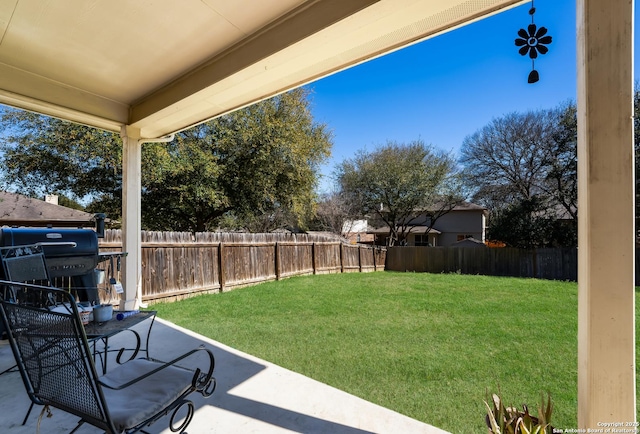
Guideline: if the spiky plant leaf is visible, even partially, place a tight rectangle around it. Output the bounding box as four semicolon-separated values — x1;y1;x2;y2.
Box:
485;401;503;434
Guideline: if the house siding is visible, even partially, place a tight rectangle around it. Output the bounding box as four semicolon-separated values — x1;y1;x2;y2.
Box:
434;211;485;247
367;203;488;247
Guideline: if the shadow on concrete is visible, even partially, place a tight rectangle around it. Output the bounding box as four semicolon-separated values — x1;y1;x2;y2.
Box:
150;318;376;433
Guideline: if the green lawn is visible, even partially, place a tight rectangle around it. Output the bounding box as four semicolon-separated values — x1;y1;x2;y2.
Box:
151;271;619;433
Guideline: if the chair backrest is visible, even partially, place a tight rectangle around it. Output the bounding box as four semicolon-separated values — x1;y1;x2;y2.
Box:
0;244;50;283
0;244;52;305
0;284;115;432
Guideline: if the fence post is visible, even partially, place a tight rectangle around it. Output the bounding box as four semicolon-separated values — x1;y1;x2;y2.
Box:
358;245;362;272
275;242;281;280
218;242;225;292
340;243;344;273
312;242;317;275
373;246;377;271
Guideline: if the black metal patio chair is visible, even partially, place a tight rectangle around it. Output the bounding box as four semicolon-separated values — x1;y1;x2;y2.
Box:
0;244;58;424
0;283;216;434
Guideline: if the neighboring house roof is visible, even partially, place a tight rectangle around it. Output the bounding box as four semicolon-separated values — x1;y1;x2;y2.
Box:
449;202;489;213
378;201;489;216
0;192;96;227
452;237;487;247
433;201;489;217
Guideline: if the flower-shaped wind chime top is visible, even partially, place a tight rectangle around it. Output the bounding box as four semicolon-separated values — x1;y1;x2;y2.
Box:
514;0;552;83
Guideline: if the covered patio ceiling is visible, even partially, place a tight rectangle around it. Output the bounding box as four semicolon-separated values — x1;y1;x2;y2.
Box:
0;0;526;139
0;0;635;430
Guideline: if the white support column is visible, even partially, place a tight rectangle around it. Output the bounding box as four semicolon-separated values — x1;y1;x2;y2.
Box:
577;0;635;428
120;126;143;310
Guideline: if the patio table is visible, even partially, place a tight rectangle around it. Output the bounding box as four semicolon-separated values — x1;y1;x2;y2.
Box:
85;310;157;375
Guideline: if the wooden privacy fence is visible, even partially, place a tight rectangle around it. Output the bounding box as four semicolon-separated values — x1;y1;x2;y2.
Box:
386;246;579;281
99;230;386;303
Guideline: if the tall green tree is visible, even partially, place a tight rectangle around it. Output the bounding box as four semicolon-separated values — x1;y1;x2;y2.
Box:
336;140;462;246
0;88;332;232
488;197;575;249
142;88;331;232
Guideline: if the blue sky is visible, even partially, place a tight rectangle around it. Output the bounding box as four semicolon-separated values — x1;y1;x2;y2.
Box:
307;0;636;193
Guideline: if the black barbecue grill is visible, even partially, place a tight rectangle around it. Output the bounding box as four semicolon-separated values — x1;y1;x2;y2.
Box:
0;227;101;302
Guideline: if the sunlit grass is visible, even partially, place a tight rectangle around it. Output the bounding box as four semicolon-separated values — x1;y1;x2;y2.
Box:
153;272;585;433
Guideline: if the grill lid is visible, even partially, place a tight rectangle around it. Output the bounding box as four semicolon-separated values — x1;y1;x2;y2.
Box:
0;228;99;277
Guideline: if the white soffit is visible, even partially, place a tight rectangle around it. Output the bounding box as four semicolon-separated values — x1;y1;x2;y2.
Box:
0;0;526;138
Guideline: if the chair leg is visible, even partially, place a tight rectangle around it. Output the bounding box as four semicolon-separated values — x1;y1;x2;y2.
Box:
68;419;86;434
0;363;17;376
21;402;34;425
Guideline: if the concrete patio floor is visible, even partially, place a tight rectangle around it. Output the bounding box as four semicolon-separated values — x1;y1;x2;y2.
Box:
0;316;450;433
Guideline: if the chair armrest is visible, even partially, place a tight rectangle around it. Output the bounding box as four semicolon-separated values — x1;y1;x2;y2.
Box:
98;345;215;395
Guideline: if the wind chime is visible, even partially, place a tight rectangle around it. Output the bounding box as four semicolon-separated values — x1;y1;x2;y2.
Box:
514;0;552;83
